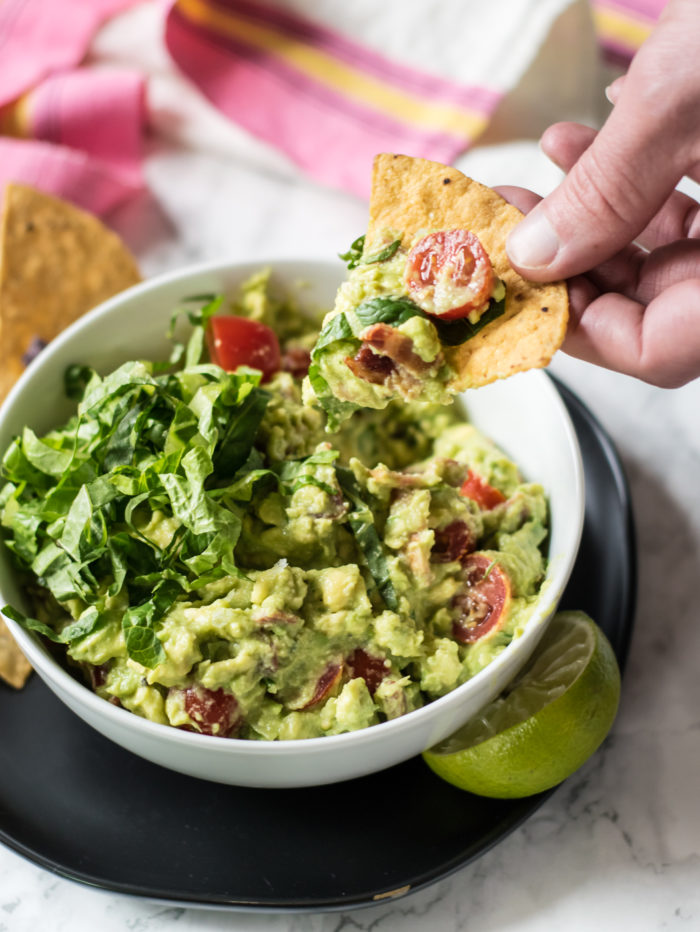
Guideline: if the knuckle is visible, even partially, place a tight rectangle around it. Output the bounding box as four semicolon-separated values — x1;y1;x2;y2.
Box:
560;146;647;233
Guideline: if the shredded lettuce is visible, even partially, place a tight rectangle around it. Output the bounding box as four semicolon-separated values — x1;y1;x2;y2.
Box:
0;306;273;668
0;295;408;669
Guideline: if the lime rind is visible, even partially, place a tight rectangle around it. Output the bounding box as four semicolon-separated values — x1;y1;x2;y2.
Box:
422;611;621;797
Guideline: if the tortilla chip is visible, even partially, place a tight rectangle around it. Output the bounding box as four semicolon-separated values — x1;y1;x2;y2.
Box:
0;616;32;689
367;154;568;390
0;184;141;404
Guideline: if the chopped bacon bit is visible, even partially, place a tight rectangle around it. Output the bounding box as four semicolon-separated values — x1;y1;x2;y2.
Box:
89;663;110;689
280;347;312;379
372;466;425;489
309;491;347;520
362;324;431;375
346;345;396;384
432;521;476;563
299;662;343;709
255;611;300;626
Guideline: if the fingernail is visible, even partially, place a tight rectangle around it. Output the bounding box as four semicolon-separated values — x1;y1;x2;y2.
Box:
506;211;560;270
604;84;615;104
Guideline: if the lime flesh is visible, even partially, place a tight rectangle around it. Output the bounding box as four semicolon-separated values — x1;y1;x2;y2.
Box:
422;611;621;798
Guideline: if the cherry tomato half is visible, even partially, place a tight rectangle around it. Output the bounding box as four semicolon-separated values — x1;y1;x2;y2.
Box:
459;470;506;510
347;648;389;696
177;684;243;737
451;553;511;644
405;229;495;320
431;520;476;563
206;316;281;382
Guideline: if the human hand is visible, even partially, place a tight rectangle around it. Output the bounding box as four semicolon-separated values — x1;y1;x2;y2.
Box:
502;0;700;388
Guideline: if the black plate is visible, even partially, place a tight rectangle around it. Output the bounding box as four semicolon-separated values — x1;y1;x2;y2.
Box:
0;380;636;911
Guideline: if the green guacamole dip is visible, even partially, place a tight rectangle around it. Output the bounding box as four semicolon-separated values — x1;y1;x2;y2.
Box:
307;232;506;428
0;272;547;741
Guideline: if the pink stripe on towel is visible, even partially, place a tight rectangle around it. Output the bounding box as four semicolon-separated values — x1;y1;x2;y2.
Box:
0;0;141;107
0;137;143;216
29;69;145;186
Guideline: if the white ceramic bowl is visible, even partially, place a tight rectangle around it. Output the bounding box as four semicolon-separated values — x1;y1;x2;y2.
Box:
0;258;584;788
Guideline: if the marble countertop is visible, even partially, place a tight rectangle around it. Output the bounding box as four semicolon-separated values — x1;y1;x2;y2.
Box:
2;121;700;931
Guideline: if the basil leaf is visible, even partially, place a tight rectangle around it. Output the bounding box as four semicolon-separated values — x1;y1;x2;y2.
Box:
336;466;398;612
338;235;401;269
431;294;507;346
352;293;506;346
354;295;422;329
362;239;401;265
311;313;355;359
338;235;365;270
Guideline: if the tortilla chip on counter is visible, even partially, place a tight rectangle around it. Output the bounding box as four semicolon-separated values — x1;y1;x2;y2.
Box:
367;154;569;390
0;184;141;403
0;185;141;687
0;617;32;689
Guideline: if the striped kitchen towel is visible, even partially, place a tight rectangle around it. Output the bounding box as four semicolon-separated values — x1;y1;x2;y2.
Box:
0;0;145;215
591;0;667;65
165;0;515;198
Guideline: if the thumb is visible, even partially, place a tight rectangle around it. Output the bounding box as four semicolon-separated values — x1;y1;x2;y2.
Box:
506;78;687;281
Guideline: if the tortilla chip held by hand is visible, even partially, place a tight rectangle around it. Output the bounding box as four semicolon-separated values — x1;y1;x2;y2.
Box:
309;154;568;426
0;184;141;403
369;153;568;389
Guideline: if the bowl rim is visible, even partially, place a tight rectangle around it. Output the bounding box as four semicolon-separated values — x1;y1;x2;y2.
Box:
0;256;585;755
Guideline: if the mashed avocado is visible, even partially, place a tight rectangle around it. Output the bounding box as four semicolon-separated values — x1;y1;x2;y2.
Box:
0;272;547;741
308;232;506;427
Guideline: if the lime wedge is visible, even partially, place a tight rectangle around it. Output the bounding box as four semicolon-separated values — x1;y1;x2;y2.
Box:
422;611;621;798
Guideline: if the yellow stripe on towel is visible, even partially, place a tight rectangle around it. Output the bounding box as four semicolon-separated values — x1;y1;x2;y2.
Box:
176;0;489;140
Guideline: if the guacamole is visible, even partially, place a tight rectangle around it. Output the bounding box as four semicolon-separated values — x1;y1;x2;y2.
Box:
0;273;548;741
307;155;570;427
307;230;506;428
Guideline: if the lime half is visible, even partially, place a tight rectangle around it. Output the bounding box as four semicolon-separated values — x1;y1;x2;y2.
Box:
423;611;621;798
